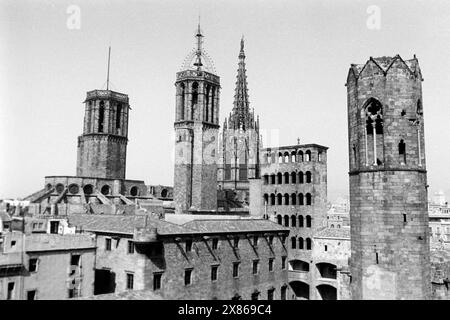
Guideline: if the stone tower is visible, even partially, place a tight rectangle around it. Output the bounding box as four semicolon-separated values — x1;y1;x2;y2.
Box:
218;37;261;204
76;89;130;179
173;24;220;214
346;55;431;299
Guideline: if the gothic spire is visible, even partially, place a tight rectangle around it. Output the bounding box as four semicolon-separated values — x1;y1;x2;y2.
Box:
230;36;252;130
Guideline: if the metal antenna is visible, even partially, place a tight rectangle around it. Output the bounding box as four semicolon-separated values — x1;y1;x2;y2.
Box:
106;46;111;90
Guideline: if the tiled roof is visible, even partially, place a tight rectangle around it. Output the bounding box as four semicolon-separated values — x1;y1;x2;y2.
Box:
182;219;289;234
67;214;191;235
68;215;288;237
165;214;246;225
76;290;162;300
314;227;350;239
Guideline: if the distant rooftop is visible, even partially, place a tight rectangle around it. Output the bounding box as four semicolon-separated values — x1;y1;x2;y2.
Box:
261;143;328;152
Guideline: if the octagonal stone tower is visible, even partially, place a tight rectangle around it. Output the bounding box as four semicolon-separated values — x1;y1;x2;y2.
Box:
173;24;221;214
346;55;431;299
76;89;129;179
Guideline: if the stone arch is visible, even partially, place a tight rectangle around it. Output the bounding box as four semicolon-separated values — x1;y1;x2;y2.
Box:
290;260;309;272
290;281;309;300
299;171;304;184
277;172;283;184
278;152;283;163
298;193;304;206
306;238;312;250
306;215;312;228
160;188;168;198
306;193;312;205
284;215;289;227
297;150;304;162
270;174;276;184
305;150;311;161
284;193;289;205
277;193;283;205
316;263;337;279
291;236;297;249
305;171;312;183
263;174;269;185
284;172;289;184
291;151;296;162
291;215;297;227
291;193;297;205
316;284;337;300
284;152;290;163
264;194;269;205
298;215;304;228
291;172;297;184
270;193;276;205
298;237;304;249
277;214;282;225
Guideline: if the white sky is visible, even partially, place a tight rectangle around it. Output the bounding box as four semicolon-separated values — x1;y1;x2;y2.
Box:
1;0;450;202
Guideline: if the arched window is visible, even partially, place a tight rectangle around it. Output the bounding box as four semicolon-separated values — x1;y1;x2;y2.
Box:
417;99;423;116
291;193;297;205
277;173;283;184
270;174;276;185
306;171;312;183
399;139;406;164
291;172;297;184
299;172;304;184
298;237;304;249
306;215;312;228
284;172;289;184
270;194;276;205
306;193;312;205
331;224;334;228
277;194;283;205
284;152;290;163
291;215;297;227
263;175;269;185
271;153;276;163
98;101;105;133
305;150;311;162
299;193;304;205
291;151;296;162
306;238;312;250
264;194;269;205
101;185;110;195
298;150;304;162
284;215;289;227
291;237;297;249
180;83;185;120
284;193;290;205
278;152;283;163
191;82;199;120
277;215;282;225
365;98;383;135
318;151;322;162
299;216;304;228
116;103;122;130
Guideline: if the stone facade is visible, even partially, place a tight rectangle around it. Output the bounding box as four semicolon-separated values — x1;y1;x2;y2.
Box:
0;219;96;300
347;55;431;299
69;214;290;300
259;144;329;299
217;38;261;204
173;27;220;214
77;90;130;180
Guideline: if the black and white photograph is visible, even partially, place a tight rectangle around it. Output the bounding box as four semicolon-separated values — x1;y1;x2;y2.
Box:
1;0;450;308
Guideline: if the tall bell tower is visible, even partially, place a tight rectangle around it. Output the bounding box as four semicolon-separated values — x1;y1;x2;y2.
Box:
173;24;221;214
347;55;431;299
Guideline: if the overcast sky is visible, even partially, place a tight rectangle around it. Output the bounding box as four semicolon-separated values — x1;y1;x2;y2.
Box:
1;0;450;202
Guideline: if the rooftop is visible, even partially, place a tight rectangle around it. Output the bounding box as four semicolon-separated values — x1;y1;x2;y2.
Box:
182;219;289;234
261;143;328;152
